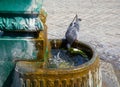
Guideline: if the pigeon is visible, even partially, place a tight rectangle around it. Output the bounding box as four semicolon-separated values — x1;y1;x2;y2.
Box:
65;15;81;49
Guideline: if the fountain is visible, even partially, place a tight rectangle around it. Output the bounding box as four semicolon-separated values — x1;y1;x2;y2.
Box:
0;0;102;87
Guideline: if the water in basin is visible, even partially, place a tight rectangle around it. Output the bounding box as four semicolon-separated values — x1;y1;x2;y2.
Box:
47;48;89;69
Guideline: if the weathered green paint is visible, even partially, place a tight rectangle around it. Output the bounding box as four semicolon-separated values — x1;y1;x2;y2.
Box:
0;61;15;87
0;0;43;14
0;37;38;61
0;0;47;86
0;0;45;31
0;16;44;31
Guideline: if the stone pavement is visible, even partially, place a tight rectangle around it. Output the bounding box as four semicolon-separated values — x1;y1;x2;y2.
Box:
43;0;120;86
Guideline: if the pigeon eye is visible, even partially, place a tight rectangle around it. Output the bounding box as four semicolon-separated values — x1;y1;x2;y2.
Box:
78;18;82;21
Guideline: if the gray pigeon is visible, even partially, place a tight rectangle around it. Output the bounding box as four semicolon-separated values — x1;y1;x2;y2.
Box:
65;15;81;48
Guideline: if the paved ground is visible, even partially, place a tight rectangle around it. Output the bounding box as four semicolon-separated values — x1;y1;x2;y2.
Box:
43;0;120;86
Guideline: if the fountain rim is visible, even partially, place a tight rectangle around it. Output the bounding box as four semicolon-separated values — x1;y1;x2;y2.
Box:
15;39;99;75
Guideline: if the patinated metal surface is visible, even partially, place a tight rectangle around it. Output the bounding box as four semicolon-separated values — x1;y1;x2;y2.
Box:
0;15;44;31
0;9;48;61
0;8;48;86
0;61;15;87
0;0;44;31
0;0;43;13
15;40;101;87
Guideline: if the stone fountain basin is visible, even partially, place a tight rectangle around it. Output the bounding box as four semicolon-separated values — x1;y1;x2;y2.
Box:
15;39;101;87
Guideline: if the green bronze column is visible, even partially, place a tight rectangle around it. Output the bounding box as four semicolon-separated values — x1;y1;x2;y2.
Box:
0;0;49;86
0;0;49;61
